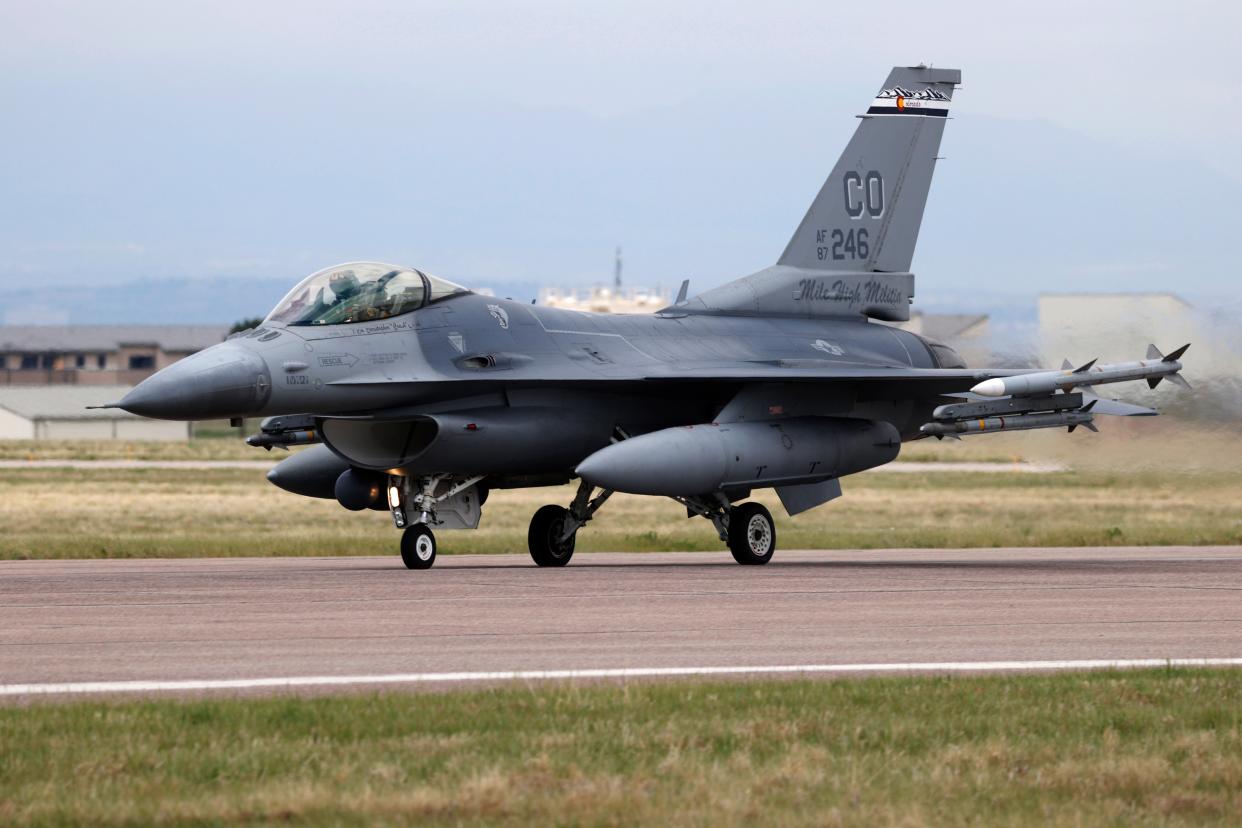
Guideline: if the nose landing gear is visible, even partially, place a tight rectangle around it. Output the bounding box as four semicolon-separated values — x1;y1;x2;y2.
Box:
400;524;437;570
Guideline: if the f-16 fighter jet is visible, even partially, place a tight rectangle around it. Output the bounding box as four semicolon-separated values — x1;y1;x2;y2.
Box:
108;65;1189;570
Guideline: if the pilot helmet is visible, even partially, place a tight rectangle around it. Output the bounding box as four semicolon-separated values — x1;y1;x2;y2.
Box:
329;269;360;298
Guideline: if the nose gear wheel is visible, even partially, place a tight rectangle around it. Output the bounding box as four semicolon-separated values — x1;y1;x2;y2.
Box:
401;524;437;570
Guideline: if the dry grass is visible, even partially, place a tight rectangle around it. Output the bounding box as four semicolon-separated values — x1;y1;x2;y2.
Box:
0;436;268;462
0;460;1239;559
0;420;1238;559
2;670;1241;825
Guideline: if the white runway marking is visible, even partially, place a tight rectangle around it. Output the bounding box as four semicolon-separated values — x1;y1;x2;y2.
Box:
4;658;1240;697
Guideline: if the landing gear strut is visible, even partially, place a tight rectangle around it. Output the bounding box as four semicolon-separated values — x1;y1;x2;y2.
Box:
528;480;613;567
389;474;484;570
673;494;776;565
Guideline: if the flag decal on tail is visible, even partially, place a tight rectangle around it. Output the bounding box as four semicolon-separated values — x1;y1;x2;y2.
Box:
867;85;951;117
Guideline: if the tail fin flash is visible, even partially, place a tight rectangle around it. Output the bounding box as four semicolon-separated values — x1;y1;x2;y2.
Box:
778;65;960;273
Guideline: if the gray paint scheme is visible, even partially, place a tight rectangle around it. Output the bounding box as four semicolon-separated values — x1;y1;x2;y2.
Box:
109;65;1186;562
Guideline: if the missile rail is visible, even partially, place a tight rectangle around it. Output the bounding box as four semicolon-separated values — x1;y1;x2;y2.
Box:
921;344;1189;439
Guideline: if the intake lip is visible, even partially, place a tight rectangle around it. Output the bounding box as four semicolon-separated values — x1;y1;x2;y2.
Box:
118;344;271;420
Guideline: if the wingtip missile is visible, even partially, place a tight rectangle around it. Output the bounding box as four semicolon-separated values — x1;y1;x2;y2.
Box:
971;348;1189;398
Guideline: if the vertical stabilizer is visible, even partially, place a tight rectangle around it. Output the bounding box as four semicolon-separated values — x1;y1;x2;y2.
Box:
778;65;960;273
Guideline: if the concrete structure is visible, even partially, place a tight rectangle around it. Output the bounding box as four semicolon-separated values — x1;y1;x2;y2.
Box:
1039;293;1196;366
0;385;189;440
0;325;229;386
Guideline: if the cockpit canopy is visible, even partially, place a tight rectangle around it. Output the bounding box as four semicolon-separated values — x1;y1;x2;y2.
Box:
265;262;469;326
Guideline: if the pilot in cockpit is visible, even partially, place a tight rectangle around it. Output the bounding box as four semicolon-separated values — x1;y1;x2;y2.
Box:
328;270;361;303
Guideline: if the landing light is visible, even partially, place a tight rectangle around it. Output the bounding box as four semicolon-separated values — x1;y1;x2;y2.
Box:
388;485;401;509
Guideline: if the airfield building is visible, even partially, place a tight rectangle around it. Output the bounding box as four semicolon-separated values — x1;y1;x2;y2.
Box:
0;385;190;440
1039;293;1196;365
0;325;229;386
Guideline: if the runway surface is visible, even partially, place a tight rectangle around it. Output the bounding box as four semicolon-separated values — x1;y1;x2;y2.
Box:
2;547;1240;698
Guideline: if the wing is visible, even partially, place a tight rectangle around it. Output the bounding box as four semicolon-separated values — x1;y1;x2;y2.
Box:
641;362;1026;397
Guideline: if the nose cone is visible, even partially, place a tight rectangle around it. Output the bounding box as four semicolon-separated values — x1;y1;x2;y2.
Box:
119;343;271;420
970;378;1007;397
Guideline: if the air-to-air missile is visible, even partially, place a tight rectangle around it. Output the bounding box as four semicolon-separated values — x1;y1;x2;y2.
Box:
917;344;1188;438
920;408;1097;437
971;344;1190;398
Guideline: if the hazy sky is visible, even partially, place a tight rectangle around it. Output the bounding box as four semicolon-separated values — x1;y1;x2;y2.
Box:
2;0;1239;309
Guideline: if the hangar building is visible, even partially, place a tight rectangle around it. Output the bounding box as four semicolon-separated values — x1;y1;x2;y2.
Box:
0;385;189;440
1039;293;1196;365
0;325;228;386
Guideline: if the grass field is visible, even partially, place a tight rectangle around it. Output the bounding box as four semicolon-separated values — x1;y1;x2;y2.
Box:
2;669;1240;825
1;422;1239;559
1;463;1240;559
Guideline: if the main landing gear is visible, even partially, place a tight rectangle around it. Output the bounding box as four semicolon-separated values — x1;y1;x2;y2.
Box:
526;483;778;568
673;494;777;565
726;502;777;565
528;480;613;567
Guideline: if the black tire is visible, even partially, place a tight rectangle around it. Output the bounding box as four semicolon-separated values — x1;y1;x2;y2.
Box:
528;504;576;567
400;524;437;570
727;502;776;565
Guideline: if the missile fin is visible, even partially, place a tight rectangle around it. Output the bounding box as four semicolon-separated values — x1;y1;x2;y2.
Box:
1083;421;1099;433
1147;377;1162;389
1061;358;1073;370
1080;399;1097;413
1146;344;1163;360
1167;372;1191;390
1163;343;1190;362
1073;358;1098;373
